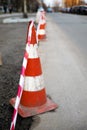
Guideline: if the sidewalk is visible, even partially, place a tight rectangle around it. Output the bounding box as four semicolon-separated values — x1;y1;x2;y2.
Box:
0;13;36;18
0;13;22;18
0;13;36;23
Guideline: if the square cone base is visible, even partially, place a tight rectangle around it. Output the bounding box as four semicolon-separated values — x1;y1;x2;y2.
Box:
9;97;58;117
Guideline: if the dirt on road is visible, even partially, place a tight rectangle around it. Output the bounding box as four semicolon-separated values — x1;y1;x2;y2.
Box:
0;22;33;130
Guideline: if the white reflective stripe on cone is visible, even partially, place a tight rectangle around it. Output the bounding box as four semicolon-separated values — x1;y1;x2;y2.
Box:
42;20;46;24
28;44;38;58
24;75;45;91
38;29;45;35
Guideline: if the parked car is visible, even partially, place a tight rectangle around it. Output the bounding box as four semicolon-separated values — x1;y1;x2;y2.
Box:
70;5;87;15
73;6;80;14
79;5;87;15
61;7;67;13
47;7;53;13
69;6;74;13
69;6;80;14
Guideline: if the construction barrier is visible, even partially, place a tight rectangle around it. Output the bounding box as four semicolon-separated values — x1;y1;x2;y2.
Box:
37;14;46;41
10;20;58;130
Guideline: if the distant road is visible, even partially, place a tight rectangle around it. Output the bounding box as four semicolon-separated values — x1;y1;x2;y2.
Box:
48;13;87;58
32;13;87;130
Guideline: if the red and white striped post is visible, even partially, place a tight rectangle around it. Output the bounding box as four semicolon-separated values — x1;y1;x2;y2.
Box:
10;21;34;130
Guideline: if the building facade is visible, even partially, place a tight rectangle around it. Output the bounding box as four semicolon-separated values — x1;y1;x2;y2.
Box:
62;0;80;7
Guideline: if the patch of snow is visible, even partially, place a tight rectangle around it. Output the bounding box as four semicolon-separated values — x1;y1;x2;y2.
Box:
3;17;35;23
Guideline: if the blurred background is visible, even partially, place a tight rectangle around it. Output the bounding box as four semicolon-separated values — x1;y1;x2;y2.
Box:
0;0;87;14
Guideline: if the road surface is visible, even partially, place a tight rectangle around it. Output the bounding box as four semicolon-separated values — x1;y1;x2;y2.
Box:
31;13;87;130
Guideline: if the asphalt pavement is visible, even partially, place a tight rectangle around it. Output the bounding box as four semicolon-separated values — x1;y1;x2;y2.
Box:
30;14;87;130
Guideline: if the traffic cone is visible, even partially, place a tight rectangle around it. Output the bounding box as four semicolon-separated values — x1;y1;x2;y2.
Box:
26;21;37;44
10;21;58;118
35;8;46;25
37;14;46;42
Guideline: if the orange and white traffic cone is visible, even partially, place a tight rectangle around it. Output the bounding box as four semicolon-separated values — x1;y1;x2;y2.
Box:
20;21;46;108
10;21;58;118
35;8;46;25
37;14;46;42
26;21;37;44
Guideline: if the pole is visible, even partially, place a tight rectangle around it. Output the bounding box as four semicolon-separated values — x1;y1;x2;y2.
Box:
23;0;28;18
10;21;34;130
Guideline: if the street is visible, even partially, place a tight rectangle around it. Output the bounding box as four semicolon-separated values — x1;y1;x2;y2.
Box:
31;13;87;130
50;13;87;57
0;13;87;130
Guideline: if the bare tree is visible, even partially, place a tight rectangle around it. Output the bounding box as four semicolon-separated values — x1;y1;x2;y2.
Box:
0;0;44;13
53;1;59;12
23;0;28;18
27;0;40;12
